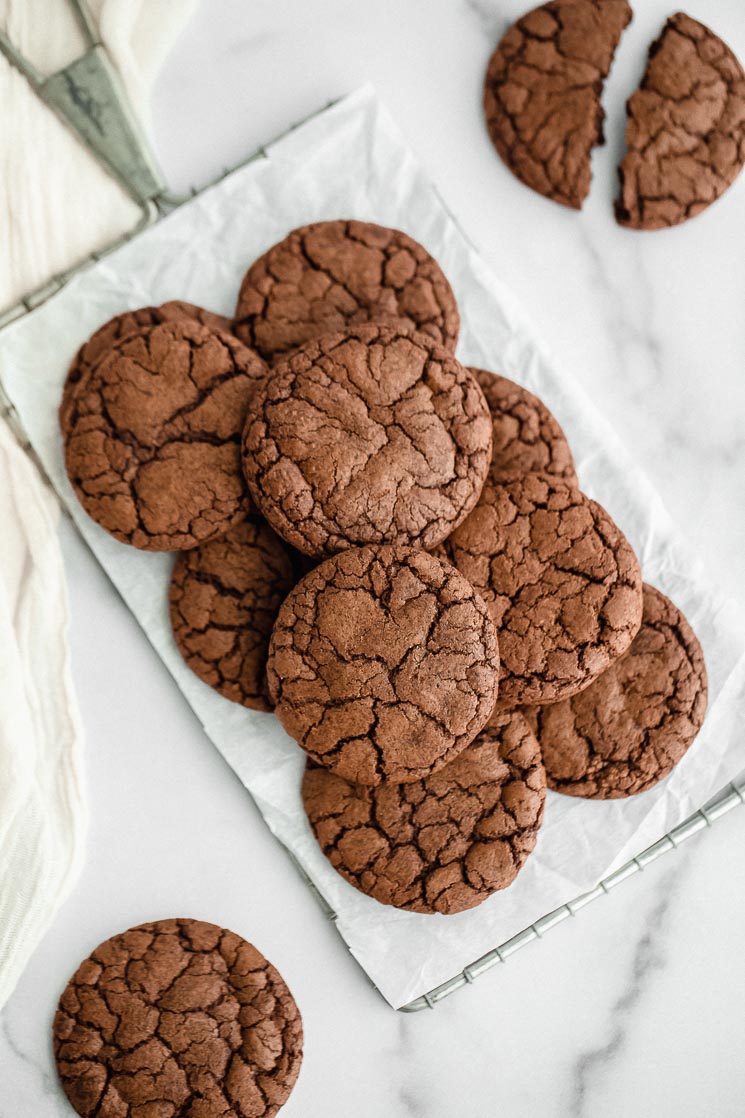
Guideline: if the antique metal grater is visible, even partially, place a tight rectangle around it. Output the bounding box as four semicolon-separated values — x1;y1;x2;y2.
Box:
1;0;743;1014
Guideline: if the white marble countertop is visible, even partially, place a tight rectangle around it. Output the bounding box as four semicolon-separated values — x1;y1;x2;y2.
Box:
3;1;745;1115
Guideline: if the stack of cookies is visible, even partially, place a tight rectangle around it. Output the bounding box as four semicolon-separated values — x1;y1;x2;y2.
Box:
60;219;708;919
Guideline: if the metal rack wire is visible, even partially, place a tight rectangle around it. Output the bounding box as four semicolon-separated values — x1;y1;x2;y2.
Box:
399;775;745;1010
1;0;743;1014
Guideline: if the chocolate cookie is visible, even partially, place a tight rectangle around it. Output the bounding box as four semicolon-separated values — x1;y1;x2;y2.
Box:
63;319;267;551
170;516;300;711
53;918;303;1118
242;325;492;559
523;584;708;798
233;219;460;360
60;301;232;426
438;473;643;705
302;708;545;914
161;300;233;334
472;368;577;485
267;544;500;786
484;0;632;208
616;13;745;230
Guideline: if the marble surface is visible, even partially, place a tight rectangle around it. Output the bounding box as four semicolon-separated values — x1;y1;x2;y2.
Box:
2;1;745;1115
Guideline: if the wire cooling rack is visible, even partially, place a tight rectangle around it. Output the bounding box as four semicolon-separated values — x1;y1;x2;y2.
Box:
2;0;743;1013
399;775;745;1010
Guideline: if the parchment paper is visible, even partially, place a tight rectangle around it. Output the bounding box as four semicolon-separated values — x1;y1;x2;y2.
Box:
1;87;744;1010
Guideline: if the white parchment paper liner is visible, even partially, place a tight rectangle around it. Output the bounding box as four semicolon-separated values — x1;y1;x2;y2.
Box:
2;87;744;1009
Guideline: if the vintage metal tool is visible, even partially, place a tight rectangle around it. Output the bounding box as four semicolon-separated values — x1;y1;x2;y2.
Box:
0;0;167;210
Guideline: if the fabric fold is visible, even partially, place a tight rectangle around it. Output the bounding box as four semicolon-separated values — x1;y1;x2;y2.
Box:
0;418;87;1008
0;0;194;1006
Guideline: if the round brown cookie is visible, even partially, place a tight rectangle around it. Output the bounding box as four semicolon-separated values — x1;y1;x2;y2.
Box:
438;473;642;706
53;917;303;1118
523;584;708;798
267;544;500;786
232;219;460;360
616;13;745;230
60;301;233;426
160;300;233;334
302;708;545;914
471;367;577;485
484;0;632;209
242;325;492;559
169;516;300;712
63;319;267;552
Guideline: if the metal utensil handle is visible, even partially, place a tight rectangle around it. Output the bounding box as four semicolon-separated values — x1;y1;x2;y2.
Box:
0;0;168;208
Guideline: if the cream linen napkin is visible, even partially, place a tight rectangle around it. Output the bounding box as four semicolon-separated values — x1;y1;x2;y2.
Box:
0;420;86;1009
0;0;194;1007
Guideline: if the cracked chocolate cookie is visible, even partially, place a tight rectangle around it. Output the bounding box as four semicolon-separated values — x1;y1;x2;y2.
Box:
242;325;492;559
484;0;632;208
232;219;459;361
60;301;232;426
472;368;577;485
616;13;745;230
53;918;302;1118
523;584;708;798
302;708;545;914
63;319;268;551
438;473;643;706
170;516;300;711
267;544;500;786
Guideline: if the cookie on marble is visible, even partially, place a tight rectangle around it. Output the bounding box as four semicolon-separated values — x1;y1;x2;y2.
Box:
616;13;745;230
523;584;708;798
438;473;643;706
169;515;300;711
302;708;545;914
267;544;500;786
484;0;632;208
472;367;577;485
63;319;267;551
242;324;492;558
53;917;303;1118
232;219;460;360
60;301;233;426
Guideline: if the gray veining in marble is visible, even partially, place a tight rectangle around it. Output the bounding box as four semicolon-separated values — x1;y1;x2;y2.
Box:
569;857;691;1118
393;1017;431;1117
463;0;506;41
1;1014;52;1093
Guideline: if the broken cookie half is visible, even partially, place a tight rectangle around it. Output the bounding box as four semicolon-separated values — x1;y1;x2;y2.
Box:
484;4;745;227
483;0;633;209
616;12;745;230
